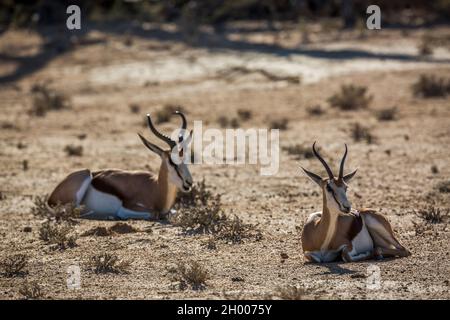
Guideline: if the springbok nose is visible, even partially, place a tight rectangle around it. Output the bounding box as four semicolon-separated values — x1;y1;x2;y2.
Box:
343;205;351;213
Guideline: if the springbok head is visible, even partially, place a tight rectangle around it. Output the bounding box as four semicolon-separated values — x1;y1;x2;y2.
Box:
301;142;357;214
138;111;193;192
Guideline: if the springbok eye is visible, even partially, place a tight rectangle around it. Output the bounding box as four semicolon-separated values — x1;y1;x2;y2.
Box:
326;184;332;192
179;149;184;158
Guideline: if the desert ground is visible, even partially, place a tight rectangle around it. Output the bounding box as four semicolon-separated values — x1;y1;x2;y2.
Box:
0;22;449;299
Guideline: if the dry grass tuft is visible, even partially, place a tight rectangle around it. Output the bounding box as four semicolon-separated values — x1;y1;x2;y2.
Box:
217;116;240;128
306;104;326;116
269;118;289;130
415;206;449;224
283;144;315;160
435;180;450;193
376;107;398;121
412;75;450;98
38;221;77;250
32;196;82;223
1;254;28;277
170;261;209;290
87;253;131;274
273;285;306;300
19;281;43;300
109;222;139;234
350;123;376;144
328;84;372;110
64;144;83;156
29;83;71;117
173;180;260;243
237;109;252;121
129;103;141;114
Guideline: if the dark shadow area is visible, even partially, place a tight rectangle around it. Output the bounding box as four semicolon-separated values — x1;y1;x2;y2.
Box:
313;262;360;276
1;21;449;85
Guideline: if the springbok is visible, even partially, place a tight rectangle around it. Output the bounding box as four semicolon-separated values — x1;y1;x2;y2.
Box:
47;111;193;220
300;142;411;263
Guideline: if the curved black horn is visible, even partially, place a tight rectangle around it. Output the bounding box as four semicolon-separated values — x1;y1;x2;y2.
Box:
174;111;187;130
146;114;176;149
312;141;334;179
338;144;348;181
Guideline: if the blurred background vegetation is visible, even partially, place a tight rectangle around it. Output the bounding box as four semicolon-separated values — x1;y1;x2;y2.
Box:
1;0;449;30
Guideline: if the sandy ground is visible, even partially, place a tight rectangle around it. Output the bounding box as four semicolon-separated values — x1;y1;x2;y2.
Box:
0;22;449;299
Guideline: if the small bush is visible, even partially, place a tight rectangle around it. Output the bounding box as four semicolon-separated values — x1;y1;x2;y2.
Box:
376;107;398;121
412;75;450;98
328;84;372;110
176;179;215;208
415;207;449;224
129;104;141;114
64;144;83;157
171;261;209;290
282;144;315;160
1;254;28;277
173;179;260;243
32;196;82;223
274;285;306;300
350;123;376;144
217;116;240;128
237;109;252;121
156;104;185;124
38;221;77;250
29;84;71;117
87;253;131;274
270;118;289;130
19;281;43;300
435;180;450;193
306;104;326;116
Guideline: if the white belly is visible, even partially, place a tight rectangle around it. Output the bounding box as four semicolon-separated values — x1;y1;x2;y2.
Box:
80;185;122;219
349;223;374;255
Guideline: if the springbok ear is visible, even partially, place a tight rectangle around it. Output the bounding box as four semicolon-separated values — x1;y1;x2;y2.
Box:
301;167;323;187
343;169;357;183
138;133;163;156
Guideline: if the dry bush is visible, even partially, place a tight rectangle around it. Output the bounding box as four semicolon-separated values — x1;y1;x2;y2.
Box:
88;253;131;274
1;254;28;277
282;144;315;160
415;207;449;224
376;107;398;121
350;123;376;144
328;84;372;110
176;179;214;208
38;221;77;250
270;118;289;130
156;104;185;124
217;116;240;128
129;103;141;114
29;84;70;117
273;285;306;300
173;179;260;243
64;144;83;156
170;261;209;290
306;104;326;116
435;180;450;193
237;109;252;121
412;75;450;98
32;196;82;223
173;194;227;234
19;281;43;300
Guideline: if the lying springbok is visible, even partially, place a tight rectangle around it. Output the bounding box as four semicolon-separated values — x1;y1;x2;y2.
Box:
300;142;411;263
47;111;193;220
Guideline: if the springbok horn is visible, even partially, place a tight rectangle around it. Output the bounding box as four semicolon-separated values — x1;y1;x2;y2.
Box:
173;111;187;143
146;114;176;149
338;144;348;181
312;141;334;180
